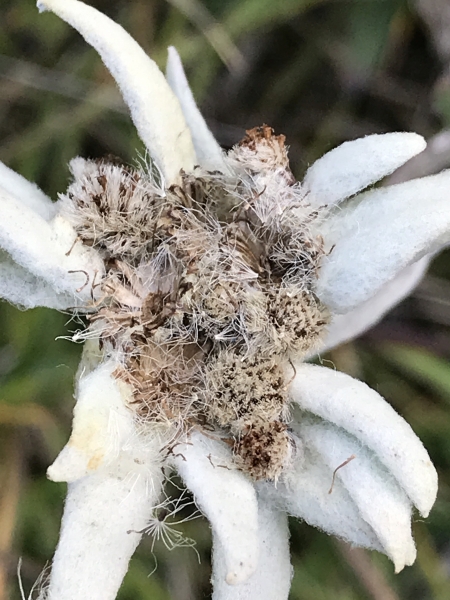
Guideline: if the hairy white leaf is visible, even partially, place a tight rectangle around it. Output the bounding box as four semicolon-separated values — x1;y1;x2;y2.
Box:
298;418;416;572
0;160;56;220
46;455;163;600
262;437;383;552
48;361;135;482
211;497;291;600
38;0;196;184
166;47;226;172
172;432;259;585
304;132;426;206
316;170;450;312
319;255;430;352
0;186;103;300
0;251;75;309
289;364;438;517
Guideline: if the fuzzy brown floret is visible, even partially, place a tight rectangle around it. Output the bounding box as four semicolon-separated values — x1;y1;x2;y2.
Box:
233;420;292;481
264;287;329;357
115;340;205;425
204;351;287;430
59;158;166;260
229;125;294;181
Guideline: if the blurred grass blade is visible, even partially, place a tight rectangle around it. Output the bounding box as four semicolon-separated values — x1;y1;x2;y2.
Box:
346;0;402;73
0;434;22;600
166;0;245;71
223;0;325;37
413;522;450;600
381;344;450;404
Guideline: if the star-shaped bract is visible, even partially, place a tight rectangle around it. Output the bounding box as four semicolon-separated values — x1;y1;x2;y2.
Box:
0;2;446;599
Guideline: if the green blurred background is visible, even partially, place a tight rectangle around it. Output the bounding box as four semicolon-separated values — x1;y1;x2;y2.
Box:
1;0;450;598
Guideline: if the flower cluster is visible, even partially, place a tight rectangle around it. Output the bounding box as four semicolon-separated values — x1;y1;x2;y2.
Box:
0;1;448;599
58;123;331;483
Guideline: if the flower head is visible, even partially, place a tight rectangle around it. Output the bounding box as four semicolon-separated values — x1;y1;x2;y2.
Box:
1;1;447;599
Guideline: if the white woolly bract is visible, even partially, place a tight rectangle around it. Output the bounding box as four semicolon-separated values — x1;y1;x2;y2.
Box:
316;169;450;312
166;47;226;173
297;418;416;572
211;498;292;600
289;364;438;517
43;454;164;600
303;132;426;206
0;186;103;302
0;160;55;220
171;432;259;585
37;0;196;185
0;251;75;310
264;441;384;552
320;255;431;352
47;361;136;482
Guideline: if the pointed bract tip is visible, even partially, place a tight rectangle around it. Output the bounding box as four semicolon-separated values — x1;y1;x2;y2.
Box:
36;0;195;183
416;461;438;518
392;544;416;573
167;47;184;73
36;0;51;12
407;131;427;153
304;131;428;208
383;131;426;154
47;444;97;483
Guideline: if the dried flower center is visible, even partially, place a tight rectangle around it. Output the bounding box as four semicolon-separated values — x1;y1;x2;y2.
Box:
61;126;329;480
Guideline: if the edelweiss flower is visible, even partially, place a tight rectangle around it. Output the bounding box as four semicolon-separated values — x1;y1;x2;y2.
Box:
1;0;447;598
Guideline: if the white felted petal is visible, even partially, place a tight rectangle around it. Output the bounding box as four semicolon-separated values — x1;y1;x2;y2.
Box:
172;431;258;585
0;185;104;300
262;438;383;552
303;132;426;206
0;161;56;220
166;47;226;172
38;0;196;184
299;418;416;572
289;364;437;517
316;170;450;312
211;497;291;600
319;255;430;352
48;361;134;483
46;455;164;600
0;252;75;309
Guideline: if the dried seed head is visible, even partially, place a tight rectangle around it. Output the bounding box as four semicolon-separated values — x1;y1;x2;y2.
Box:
263;287;329;357
203;351;288;431
115;341;204;426
63;125;330;480
233;420;292;481
59;158;165;260
228;125;292;177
